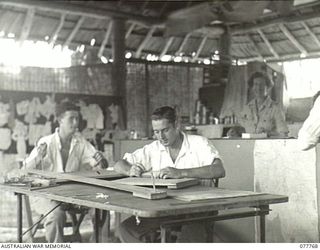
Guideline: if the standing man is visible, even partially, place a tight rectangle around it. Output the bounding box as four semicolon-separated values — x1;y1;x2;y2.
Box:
114;106;225;242
298;91;320;150
24;101;108;242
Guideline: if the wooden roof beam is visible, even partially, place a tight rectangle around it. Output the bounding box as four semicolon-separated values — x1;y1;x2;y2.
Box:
135;26;156;58
246;34;264;60
49;13;66;45
241;50;320;63
175;33;191;56
63;16;85;48
192;35;208;62
160;37;174;58
278;23;308;55
231;9;320;35
0;0;163;26
301;21;320;48
125;23;136;39
98;20;113;58
19;7;35;45
257;29;279;59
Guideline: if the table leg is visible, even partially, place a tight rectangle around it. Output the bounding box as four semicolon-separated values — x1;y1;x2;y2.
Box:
95;209;100;243
259;205;269;243
160;226;166;243
16;193;23;243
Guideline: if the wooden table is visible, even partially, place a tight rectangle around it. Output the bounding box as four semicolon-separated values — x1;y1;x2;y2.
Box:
1;183;288;243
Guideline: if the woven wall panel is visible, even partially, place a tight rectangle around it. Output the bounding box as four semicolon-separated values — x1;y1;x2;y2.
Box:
126;62;147;137
0;65;115;95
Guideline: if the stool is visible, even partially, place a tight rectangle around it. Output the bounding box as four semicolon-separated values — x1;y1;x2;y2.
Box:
23;196;87;242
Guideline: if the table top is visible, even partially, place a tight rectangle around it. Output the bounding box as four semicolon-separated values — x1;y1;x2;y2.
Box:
1;183;288;218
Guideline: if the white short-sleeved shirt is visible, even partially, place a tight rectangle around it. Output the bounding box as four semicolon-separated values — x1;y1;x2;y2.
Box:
24;129;97;172
123;132;220;172
298;96;320;150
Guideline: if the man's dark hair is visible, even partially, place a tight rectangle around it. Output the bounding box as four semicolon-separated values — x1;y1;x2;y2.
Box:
55;101;80;119
248;72;272;89
151;106;176;124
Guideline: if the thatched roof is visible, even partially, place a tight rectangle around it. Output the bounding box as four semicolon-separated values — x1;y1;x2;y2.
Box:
0;0;320;63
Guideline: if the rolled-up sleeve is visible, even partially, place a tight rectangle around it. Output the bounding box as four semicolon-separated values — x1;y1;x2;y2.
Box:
123;147;149;171
197;137;221;166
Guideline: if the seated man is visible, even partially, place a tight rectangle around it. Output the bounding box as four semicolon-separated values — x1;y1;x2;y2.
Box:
24;101;108;243
114;106;225;242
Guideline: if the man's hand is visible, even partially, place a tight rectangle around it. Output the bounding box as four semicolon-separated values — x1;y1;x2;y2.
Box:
92;151;108;169
159;167;182;179
129;163;144;177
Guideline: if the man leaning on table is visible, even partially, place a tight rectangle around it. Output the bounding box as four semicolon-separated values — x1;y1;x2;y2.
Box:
114;105;225;242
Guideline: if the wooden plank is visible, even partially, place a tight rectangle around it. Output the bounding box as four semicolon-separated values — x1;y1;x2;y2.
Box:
112;177;199;189
257;29;279;59
63;16;85;48
176;33;191;55
49;13;66;45
171;188;266;202
19;8;35;45
278;23;308;55
26;169;167;200
192;35;207;62
160;36;174;58
135;26;156;58
0;0;163;26
98;20;113;58
301;21;320;48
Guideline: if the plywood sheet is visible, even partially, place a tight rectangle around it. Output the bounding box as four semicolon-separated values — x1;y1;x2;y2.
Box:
254;140;319;242
171;188;264;201
112;177;199;189
27;169;167;200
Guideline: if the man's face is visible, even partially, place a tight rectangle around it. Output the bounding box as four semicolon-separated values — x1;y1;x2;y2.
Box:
152;119;179;147
252;77;268;99
58;110;79;136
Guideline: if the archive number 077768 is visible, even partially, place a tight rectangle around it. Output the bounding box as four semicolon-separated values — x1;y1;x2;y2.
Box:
300;244;318;248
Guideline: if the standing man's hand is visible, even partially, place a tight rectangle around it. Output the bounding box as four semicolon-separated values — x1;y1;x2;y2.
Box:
129;163;144;177
159;167;182;179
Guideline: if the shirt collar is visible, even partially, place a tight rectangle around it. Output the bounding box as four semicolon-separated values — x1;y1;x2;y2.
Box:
248;96;273;110
54;128;80;149
158;131;189;154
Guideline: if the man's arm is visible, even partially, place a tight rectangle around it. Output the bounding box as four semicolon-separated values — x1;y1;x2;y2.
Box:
159;158;225;179
114;159;145;177
298;97;320;150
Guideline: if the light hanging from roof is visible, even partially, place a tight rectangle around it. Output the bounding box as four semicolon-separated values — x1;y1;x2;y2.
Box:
100;56;108;64
203;59;211;65
173;56;182;62
160;55;171;62
7;33;15;38
90;38;96;46
125;52;132;59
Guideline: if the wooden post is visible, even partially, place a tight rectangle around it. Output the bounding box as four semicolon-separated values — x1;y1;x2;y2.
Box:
112;18;127;129
219;28;231;64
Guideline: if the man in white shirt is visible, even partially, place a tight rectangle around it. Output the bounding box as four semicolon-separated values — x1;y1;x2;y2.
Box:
114;106;225;242
24;101;108;242
298;91;320;150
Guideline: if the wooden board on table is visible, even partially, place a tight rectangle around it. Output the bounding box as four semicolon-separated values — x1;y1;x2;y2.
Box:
112;177;199;189
60;170;124;180
27;169;167;200
171;188;265;202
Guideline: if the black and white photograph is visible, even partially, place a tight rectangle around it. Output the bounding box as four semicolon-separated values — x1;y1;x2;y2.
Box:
0;0;318;247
